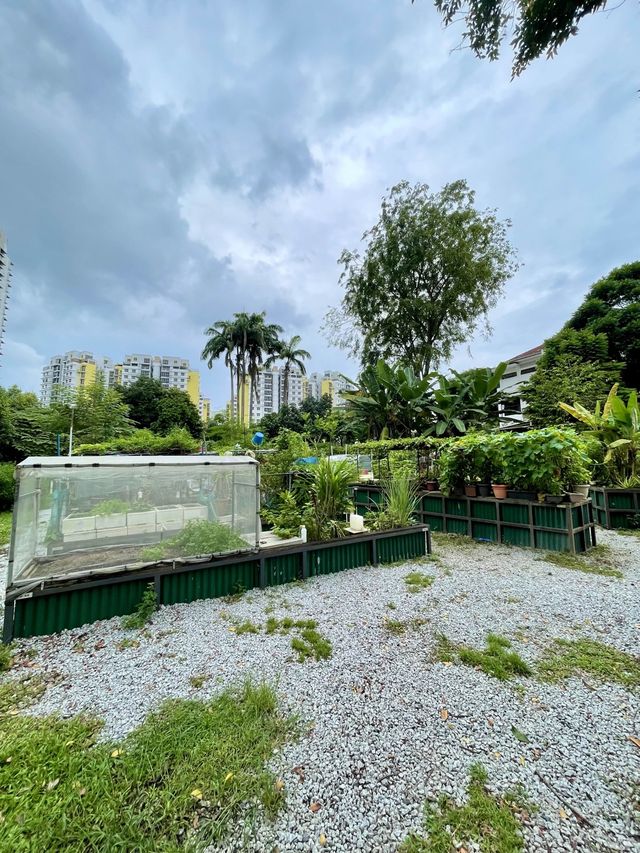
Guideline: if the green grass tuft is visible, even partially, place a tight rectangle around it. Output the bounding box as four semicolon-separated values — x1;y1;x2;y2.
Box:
291;628;332;662
0;675;46;714
404;571;435;592
189;674;210;689
435;633;532;681
384;617;428;635
0;642;14;672
400;763;530;852
0;510;12;547
116;638;140;651
233;620;260;635
0;682;291;852
537;550;622;578
121;584;157;630
538;638;640;688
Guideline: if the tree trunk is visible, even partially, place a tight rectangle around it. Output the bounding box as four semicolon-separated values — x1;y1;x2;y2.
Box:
228;362;235;421
282;363;290;407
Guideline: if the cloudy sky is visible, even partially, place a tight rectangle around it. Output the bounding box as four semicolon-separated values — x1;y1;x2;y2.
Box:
1;0;638;407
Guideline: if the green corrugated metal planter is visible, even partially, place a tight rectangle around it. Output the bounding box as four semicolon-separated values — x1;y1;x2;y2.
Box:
533;505;567;530
309;541;371;576
445;498;467;517
13;579;149;638
470;501;497;520
377;530;427;563
500;503;529;525
471;521;498;542
608;492;635;509
424;514;444;531
588;487;640;529
501;526;531;547
422;495;444;513
161;561;259;605
534;530;570;551
265;553;301;586
446;518;468;535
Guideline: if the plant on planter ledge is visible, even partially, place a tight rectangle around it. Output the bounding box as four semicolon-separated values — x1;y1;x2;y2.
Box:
372;474;420;530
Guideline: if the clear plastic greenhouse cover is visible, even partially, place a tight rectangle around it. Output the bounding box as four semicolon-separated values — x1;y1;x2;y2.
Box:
9;456;260;586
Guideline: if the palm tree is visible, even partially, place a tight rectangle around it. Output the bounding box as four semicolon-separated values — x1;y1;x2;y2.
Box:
266;335;311;406
202;320;236;417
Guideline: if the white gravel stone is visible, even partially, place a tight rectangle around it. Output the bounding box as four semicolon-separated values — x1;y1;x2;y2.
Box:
2;528;639;852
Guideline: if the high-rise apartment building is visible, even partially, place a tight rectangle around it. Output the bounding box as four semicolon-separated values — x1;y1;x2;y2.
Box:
305;371;356;408
41;352;115;405
41;350;211;420
0;232;12;363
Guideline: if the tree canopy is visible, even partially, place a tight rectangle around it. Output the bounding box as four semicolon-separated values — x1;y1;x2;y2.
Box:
426;0;610;77
326;180;518;377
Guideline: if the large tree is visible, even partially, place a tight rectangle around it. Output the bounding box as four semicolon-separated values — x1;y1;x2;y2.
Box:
119;377;166;430
425;0;610;77
326;180;518;377
562;261;640;389
265;334;311;406
153;387;202;438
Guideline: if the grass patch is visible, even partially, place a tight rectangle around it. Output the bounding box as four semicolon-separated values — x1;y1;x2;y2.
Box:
116;638;140;651
121;584;157;630
0;682;291;852
616;528;640;538
0;510;12;546
0;675;46;714
538;638;640;688
0;642;14;672
404;571;435;592
386;601;397;610
189;674;210;689
384;617;428;636
232;620;260;635
400;763;530;852
537;550;622;579
432;532;477;550
434;633;532;681
264;617;316;635
290;628;332;662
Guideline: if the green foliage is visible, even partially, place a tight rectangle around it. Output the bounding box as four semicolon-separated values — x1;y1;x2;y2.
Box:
538;638;640;688
0;642;13;672
0;682;290;852
400;763;529;852
264;334;310;406
118;377;166;431
437;633;532;681
564;261;640;389
384;616;428;635
300;457;356;541
290;627;332;662
153;387;202;438
404;571;435;592
373;475;420;530
75;426;199;456
88;499;130;516
0;511;12;546
206;414;251;449
51;383;134;447
140;520;248;562
262;490;304;539
327;180;518;376
260;429;311;504
539;550;623;579
559;384;640;487
0;462;15;509
432;0;609;77
522;355;621;429
0;674;46;714
121;583;158;629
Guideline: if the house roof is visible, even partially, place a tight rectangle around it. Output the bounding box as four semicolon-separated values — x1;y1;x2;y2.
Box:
508;344;544;363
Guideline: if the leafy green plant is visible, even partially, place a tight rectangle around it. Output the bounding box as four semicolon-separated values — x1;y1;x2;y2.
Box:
299;457;356;541
373;474;420;530
121;583;157;630
0;462;15;511
89;499;130;516
290;627;332;662
141;520;248;562
538;551;622;578
435;633;532;681
262;490;304;538
75;427;199;457
0;510;12;547
0;642;13;672
404;571;435;592
400;763;530;853
0;682;291;852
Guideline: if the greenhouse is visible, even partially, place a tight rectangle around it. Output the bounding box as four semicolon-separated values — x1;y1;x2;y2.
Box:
8;456;260;586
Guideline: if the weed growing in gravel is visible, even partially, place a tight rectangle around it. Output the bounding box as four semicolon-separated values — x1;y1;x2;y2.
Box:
116;638;140;651
384;617;428;635
386;602;397;610
189;674;210;689
223;582;247;603
232;620;260;635
404;571;435;592
0;642;14;672
0;682;291;852
432;532;478;550
537;551;623;579
538;638;640;688
400;763;531;853
434;633;532;681
0;674;46;714
291;627;332;662
121;583;157;630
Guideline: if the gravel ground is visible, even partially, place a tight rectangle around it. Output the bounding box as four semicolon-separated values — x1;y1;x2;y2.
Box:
3;529;639;852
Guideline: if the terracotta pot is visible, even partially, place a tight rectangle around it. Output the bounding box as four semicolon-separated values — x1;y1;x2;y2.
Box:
492;483;508;500
425;480;439;492
464;484;477;497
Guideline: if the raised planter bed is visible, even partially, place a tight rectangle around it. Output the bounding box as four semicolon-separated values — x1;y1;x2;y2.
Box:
589;486;640;529
352;484;596;554
3;525;431;641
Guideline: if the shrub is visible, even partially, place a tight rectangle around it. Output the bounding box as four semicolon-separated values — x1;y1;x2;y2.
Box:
301;457;356;540
0;462;15;510
373;475;419;530
141;520;248;562
75;427;199;456
262;491;304;539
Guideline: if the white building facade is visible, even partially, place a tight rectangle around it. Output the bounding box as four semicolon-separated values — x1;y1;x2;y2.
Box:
41;352;115;405
498;345;544;426
0;232;12;363
119;354;189;392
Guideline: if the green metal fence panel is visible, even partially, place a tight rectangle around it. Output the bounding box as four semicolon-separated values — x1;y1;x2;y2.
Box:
445;518;468;535
608;492;635;510
265;553;301;586
501;526;531;547
595;508;608;526
500;503;529;525
471;521;498;542
377;530;427;564
532;505;566;530
445;498;467;517
422;495;444;513
424;514;444;531
573;531;588;553
534;530;570;551
470;501;497;520
591;489;605;508
13;579;149;638
160;561;259;606
610;512;637;529
310;541;371;576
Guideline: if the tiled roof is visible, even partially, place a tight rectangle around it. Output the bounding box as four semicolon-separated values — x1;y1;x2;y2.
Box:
509;344;544;362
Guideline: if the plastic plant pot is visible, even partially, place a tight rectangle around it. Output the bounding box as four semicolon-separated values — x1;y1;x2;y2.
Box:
464;484;477;497
477;484;491;497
